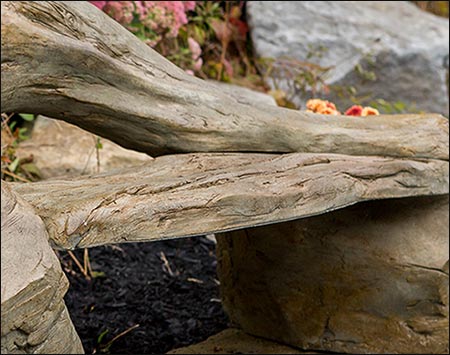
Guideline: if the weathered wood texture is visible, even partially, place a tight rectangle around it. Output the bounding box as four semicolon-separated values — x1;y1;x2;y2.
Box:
217;195;449;354
1;183;83;354
1;1;448;160
10;152;448;250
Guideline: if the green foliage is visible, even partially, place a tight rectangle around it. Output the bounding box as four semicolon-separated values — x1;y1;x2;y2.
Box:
19;113;35;122
369;98;420;114
1;113;40;182
256;48;334;109
411;1;449;17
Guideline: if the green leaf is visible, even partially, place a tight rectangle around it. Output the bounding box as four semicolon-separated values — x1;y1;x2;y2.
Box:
393;101;406;112
8;158;20;173
19;113;35;122
20;163;42;178
91;271;106;278
18;127;29;141
96;138;103;150
97;329;109;344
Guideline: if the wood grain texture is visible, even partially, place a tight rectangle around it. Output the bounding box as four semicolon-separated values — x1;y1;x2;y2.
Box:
10;152;449;250
1;1;448;160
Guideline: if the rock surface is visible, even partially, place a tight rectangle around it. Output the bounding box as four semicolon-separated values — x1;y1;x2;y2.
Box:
1;183;83;354
16;115;153;179
167;328;316;354
217;195;449;354
247;1;449;115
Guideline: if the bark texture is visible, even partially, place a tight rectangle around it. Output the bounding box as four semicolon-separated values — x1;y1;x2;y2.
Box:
216;195;449;354
10;152;448;250
1;183;83;354
1;1;448;160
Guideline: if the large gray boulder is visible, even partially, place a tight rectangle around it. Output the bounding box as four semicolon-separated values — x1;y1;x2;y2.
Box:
247;1;449;115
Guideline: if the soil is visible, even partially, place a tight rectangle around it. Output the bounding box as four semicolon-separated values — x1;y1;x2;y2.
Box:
59;236;230;354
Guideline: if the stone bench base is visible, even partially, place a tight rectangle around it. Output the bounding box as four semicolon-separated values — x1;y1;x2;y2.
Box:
1;184;83;354
217;195;449;354
167;328;317;354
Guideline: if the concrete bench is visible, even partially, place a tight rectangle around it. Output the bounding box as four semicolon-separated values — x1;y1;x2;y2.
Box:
1;2;448;353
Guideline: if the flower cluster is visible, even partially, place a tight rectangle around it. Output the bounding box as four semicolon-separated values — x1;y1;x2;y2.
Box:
90;1;196;46
306;99;340;115
344;105;379;116
306;99;379;116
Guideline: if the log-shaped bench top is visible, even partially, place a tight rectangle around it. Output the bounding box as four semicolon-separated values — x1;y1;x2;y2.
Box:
11;152;448;250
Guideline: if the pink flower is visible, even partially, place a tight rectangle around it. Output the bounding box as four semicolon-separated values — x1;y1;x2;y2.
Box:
188;37;202;60
193;58;203;71
103;1;134;25
345;105;363;116
91;1;198;47
183;1;196;12
90;1;107;10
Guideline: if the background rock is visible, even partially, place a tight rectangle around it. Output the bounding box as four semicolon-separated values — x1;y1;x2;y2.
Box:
247;1;449;115
16;115;154;179
217;195;449;354
1;183;83;354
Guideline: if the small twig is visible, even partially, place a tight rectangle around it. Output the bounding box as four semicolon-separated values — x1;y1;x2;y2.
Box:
80;144;96;176
1;169;31;183
187;277;204;284
94;136;101;173
102;324;139;351
84;248;94;278
67;250;91;280
159;251;174;276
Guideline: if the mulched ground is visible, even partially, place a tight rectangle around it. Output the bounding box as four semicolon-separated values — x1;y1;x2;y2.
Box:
59;236;230;354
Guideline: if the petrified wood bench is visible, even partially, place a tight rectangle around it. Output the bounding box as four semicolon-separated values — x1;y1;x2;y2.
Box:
1;1;448;354
3;151;448;353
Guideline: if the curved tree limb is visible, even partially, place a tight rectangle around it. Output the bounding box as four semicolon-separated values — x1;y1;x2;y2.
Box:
10;152;449;250
1;1;448;159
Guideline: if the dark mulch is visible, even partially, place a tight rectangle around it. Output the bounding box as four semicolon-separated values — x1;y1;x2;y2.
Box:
60;236;230;354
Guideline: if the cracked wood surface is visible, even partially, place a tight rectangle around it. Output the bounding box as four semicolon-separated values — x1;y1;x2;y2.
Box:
1;1;448;160
10;152;449;250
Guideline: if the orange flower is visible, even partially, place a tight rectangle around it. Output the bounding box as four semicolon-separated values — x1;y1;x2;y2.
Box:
361;106;380;116
306;99;340;115
320;107;340;115
306;99;326;112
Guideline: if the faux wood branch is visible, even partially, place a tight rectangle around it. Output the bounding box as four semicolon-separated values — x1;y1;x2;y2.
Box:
1;1;448;160
11;152;449;250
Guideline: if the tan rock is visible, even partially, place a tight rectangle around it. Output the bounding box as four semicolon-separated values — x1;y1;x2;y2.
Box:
167;328;316;354
16;115;153;179
217;195;449;354
1;183;83;354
